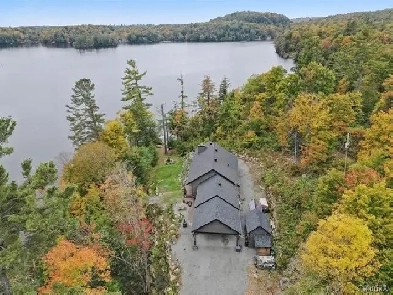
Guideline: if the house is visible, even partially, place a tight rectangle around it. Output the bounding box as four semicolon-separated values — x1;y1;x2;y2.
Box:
194;174;240;210
192;197;242;236
184;142;239;199
245;209;272;256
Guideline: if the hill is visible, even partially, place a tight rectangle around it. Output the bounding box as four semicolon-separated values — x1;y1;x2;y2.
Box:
0;11;290;49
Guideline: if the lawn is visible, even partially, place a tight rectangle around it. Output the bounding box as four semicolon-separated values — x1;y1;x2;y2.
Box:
151;153;184;205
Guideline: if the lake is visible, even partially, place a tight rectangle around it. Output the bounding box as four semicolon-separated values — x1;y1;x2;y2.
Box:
0;42;294;181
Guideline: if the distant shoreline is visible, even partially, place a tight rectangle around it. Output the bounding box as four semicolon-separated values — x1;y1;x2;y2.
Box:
0;39;275;51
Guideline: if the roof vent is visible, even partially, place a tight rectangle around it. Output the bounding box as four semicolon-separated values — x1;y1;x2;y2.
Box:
209;142;213;145
197;145;207;154
214;158;217;162
214;148;218;152
227;163;230;167
218;182;221;186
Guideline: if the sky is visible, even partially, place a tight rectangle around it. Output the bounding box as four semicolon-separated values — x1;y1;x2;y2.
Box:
0;0;392;26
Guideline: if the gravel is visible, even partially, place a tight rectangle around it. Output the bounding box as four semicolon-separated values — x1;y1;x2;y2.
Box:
172;159;256;295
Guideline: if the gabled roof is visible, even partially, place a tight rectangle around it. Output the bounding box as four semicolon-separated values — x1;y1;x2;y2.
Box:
255;234;272;248
246;209;272;235
195;174;239;209
192;197;242;234
186;142;239;185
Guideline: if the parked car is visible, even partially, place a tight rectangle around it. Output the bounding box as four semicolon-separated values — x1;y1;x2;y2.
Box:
254;255;276;270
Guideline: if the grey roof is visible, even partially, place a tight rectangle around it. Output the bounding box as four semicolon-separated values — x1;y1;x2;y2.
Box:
195;175;239;209
255;234;272;248
246;209;272;234
186;142;239;185
192;197;242;234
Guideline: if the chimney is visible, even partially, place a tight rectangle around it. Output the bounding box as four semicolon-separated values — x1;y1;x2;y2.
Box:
197;145;207;154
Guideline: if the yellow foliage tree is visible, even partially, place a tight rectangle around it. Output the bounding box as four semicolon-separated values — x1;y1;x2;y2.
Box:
302;213;379;293
288;93;333;166
63;141;117;191
39;240;111;294
358;110;393;173
100;119;129;155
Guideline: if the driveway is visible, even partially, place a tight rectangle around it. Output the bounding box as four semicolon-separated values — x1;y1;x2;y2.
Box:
172;159;256;295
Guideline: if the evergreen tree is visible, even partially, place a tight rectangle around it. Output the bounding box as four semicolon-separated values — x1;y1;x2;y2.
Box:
121;60;157;146
66;79;105;148
218;76;230;103
177;74;188;110
0;117;16;158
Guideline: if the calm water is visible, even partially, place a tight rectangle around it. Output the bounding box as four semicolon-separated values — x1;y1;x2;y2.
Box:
0;42;294;181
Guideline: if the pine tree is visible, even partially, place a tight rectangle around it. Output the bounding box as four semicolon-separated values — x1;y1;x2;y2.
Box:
66;79;105;148
218;77;230;103
121;60;157;146
0;117;16;158
177;74;188;111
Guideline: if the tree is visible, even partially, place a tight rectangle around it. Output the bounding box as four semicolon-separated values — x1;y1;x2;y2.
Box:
121;60;157;146
99;165;151;293
358;110;393;174
1;160;78;293
177;74;188;110
0;117;16;158
298;62;336;95
302;213;379;293
338;182;393;286
39;240;111;293
62;141;117;192
287;93;333;167
100;119;129;155
66;79;105;148
218;77;230;103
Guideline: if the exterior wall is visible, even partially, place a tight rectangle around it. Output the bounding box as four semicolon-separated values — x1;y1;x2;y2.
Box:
256;247;271;256
195;220;238;235
249;228;270;249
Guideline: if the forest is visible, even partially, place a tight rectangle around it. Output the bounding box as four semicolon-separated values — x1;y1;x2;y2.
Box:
0;11;289;49
1;7;393;295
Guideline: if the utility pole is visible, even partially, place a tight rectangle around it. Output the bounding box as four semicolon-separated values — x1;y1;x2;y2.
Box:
344;132;350;175
161;104;168;155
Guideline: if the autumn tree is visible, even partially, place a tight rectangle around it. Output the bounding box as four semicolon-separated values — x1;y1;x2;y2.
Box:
1;159;78;293
62;141;117;192
358;109;393;176
302;213;379;293
338;182;393;285
39;240;111;294
100;165;151;293
121;59;157;146
66;79;105;148
100;119;129;155
298;62;336;95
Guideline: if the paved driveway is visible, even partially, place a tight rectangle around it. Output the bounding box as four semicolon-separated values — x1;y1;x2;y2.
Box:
172;160;255;295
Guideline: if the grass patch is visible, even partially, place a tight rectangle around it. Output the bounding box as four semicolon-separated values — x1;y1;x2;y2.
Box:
151;152;184;205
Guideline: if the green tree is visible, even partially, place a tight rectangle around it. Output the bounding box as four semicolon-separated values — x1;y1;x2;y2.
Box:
218;77;230;103
121;60;157;146
0;117;16;158
66;79;105;148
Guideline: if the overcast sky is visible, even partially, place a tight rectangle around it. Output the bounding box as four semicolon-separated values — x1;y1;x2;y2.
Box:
1;0;392;26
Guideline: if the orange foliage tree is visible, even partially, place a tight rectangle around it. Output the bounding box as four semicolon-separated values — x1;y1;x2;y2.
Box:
39;240;111;294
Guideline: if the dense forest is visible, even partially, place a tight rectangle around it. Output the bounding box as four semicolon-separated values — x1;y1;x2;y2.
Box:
166;7;392;294
0;11;289;49
1;7;392;294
